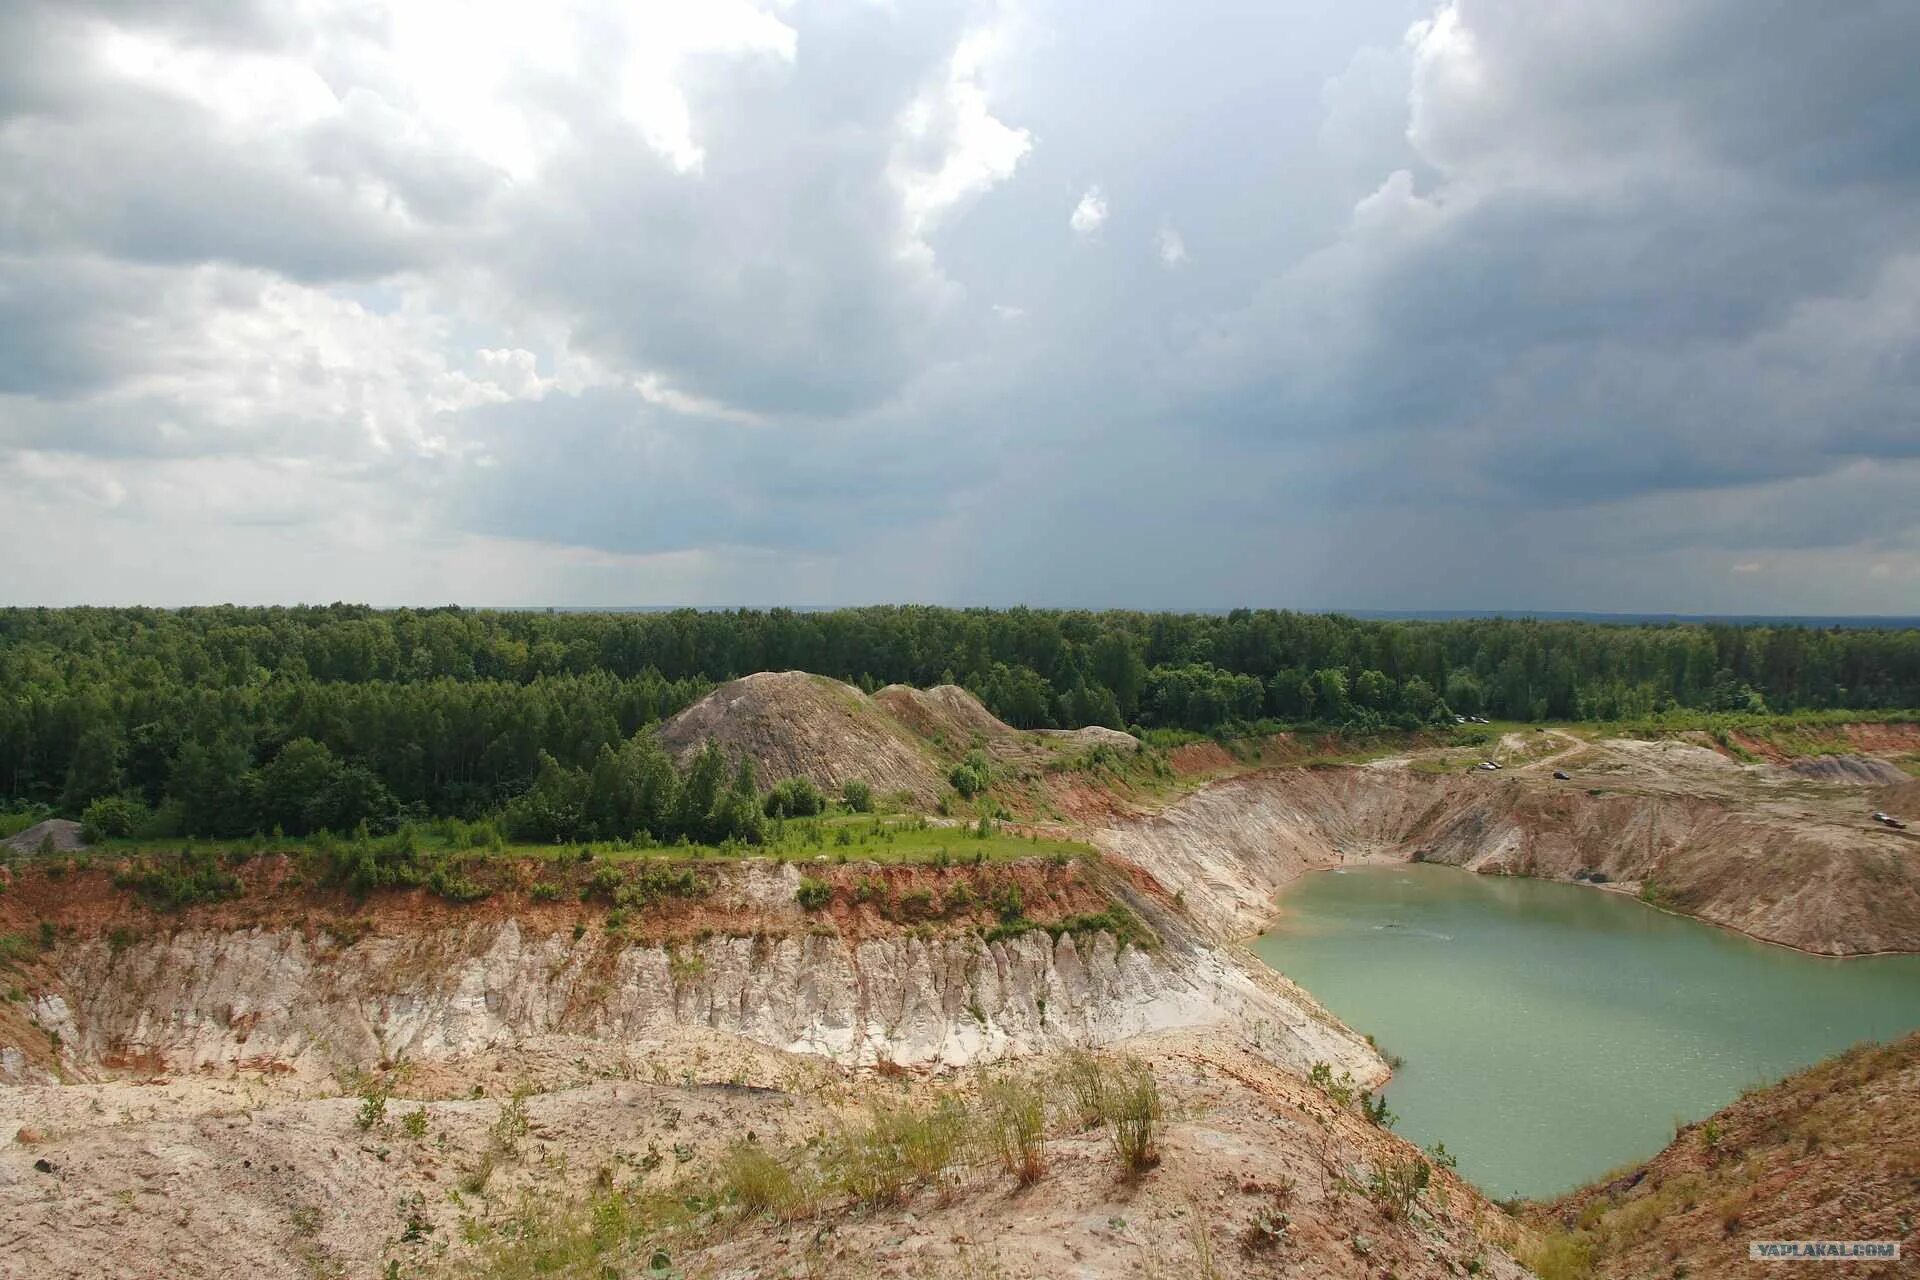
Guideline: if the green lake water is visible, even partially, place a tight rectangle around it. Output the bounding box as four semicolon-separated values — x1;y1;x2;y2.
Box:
1250;864;1920;1200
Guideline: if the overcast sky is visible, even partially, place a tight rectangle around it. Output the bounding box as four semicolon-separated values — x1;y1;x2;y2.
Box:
3;0;1917;612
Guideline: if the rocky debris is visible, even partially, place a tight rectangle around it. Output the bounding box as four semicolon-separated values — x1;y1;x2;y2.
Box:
2;818;86;854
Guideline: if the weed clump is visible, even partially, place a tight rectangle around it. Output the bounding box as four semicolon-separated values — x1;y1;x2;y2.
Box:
1051;1050;1161;1178
353;1075;390;1131
717;1140;811;1221
1102;1056;1162;1178
982;1079;1047;1186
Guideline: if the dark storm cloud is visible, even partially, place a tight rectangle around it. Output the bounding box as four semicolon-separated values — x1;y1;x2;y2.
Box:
1182;0;1920;517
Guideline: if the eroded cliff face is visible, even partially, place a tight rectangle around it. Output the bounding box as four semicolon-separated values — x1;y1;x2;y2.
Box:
24;917;1379;1084
1099;754;1920;954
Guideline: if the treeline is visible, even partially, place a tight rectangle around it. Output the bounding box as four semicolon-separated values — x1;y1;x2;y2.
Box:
5;605;1919;830
79;732;775;848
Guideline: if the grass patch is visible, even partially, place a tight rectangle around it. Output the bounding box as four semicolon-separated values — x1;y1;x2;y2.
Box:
97;813;1091;877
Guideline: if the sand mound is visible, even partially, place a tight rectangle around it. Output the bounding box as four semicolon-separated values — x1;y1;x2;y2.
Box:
1788;754;1909;786
657;672;945;802
660;673;1142;807
3;818;86;854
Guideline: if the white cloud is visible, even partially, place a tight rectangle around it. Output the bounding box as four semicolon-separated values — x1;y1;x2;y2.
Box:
1156;226;1188;266
895;21;1033;235
1069;185;1108;235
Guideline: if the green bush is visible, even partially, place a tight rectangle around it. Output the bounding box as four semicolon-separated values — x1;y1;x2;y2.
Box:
426;861;491;903
1047;903;1156;951
948;751;991;798
616;864;703;909
80;795;149;842
764;777;827;819
795;877;832;911
1522;1231;1596;1280
841;780;873;813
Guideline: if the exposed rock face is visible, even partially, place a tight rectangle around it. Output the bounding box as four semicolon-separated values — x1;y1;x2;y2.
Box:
1100;759;1920;955
33;919;1379;1082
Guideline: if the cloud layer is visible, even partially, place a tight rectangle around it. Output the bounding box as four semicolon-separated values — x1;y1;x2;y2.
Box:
3;0;1917;610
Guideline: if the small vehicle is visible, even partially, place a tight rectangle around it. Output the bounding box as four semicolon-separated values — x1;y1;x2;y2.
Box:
1553;769;1570;780
1873;811;1908;829
1477;761;1500;771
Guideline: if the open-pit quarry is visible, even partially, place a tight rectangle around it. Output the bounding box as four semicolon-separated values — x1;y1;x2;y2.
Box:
3;675;1917;1278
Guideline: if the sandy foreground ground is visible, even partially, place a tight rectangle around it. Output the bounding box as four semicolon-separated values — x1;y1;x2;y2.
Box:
1;1026;1528;1280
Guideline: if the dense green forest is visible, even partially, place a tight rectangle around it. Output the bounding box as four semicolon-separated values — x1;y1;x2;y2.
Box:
4;605;1918;838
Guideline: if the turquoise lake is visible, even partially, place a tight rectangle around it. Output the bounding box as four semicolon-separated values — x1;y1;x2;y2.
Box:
1250;863;1920;1199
